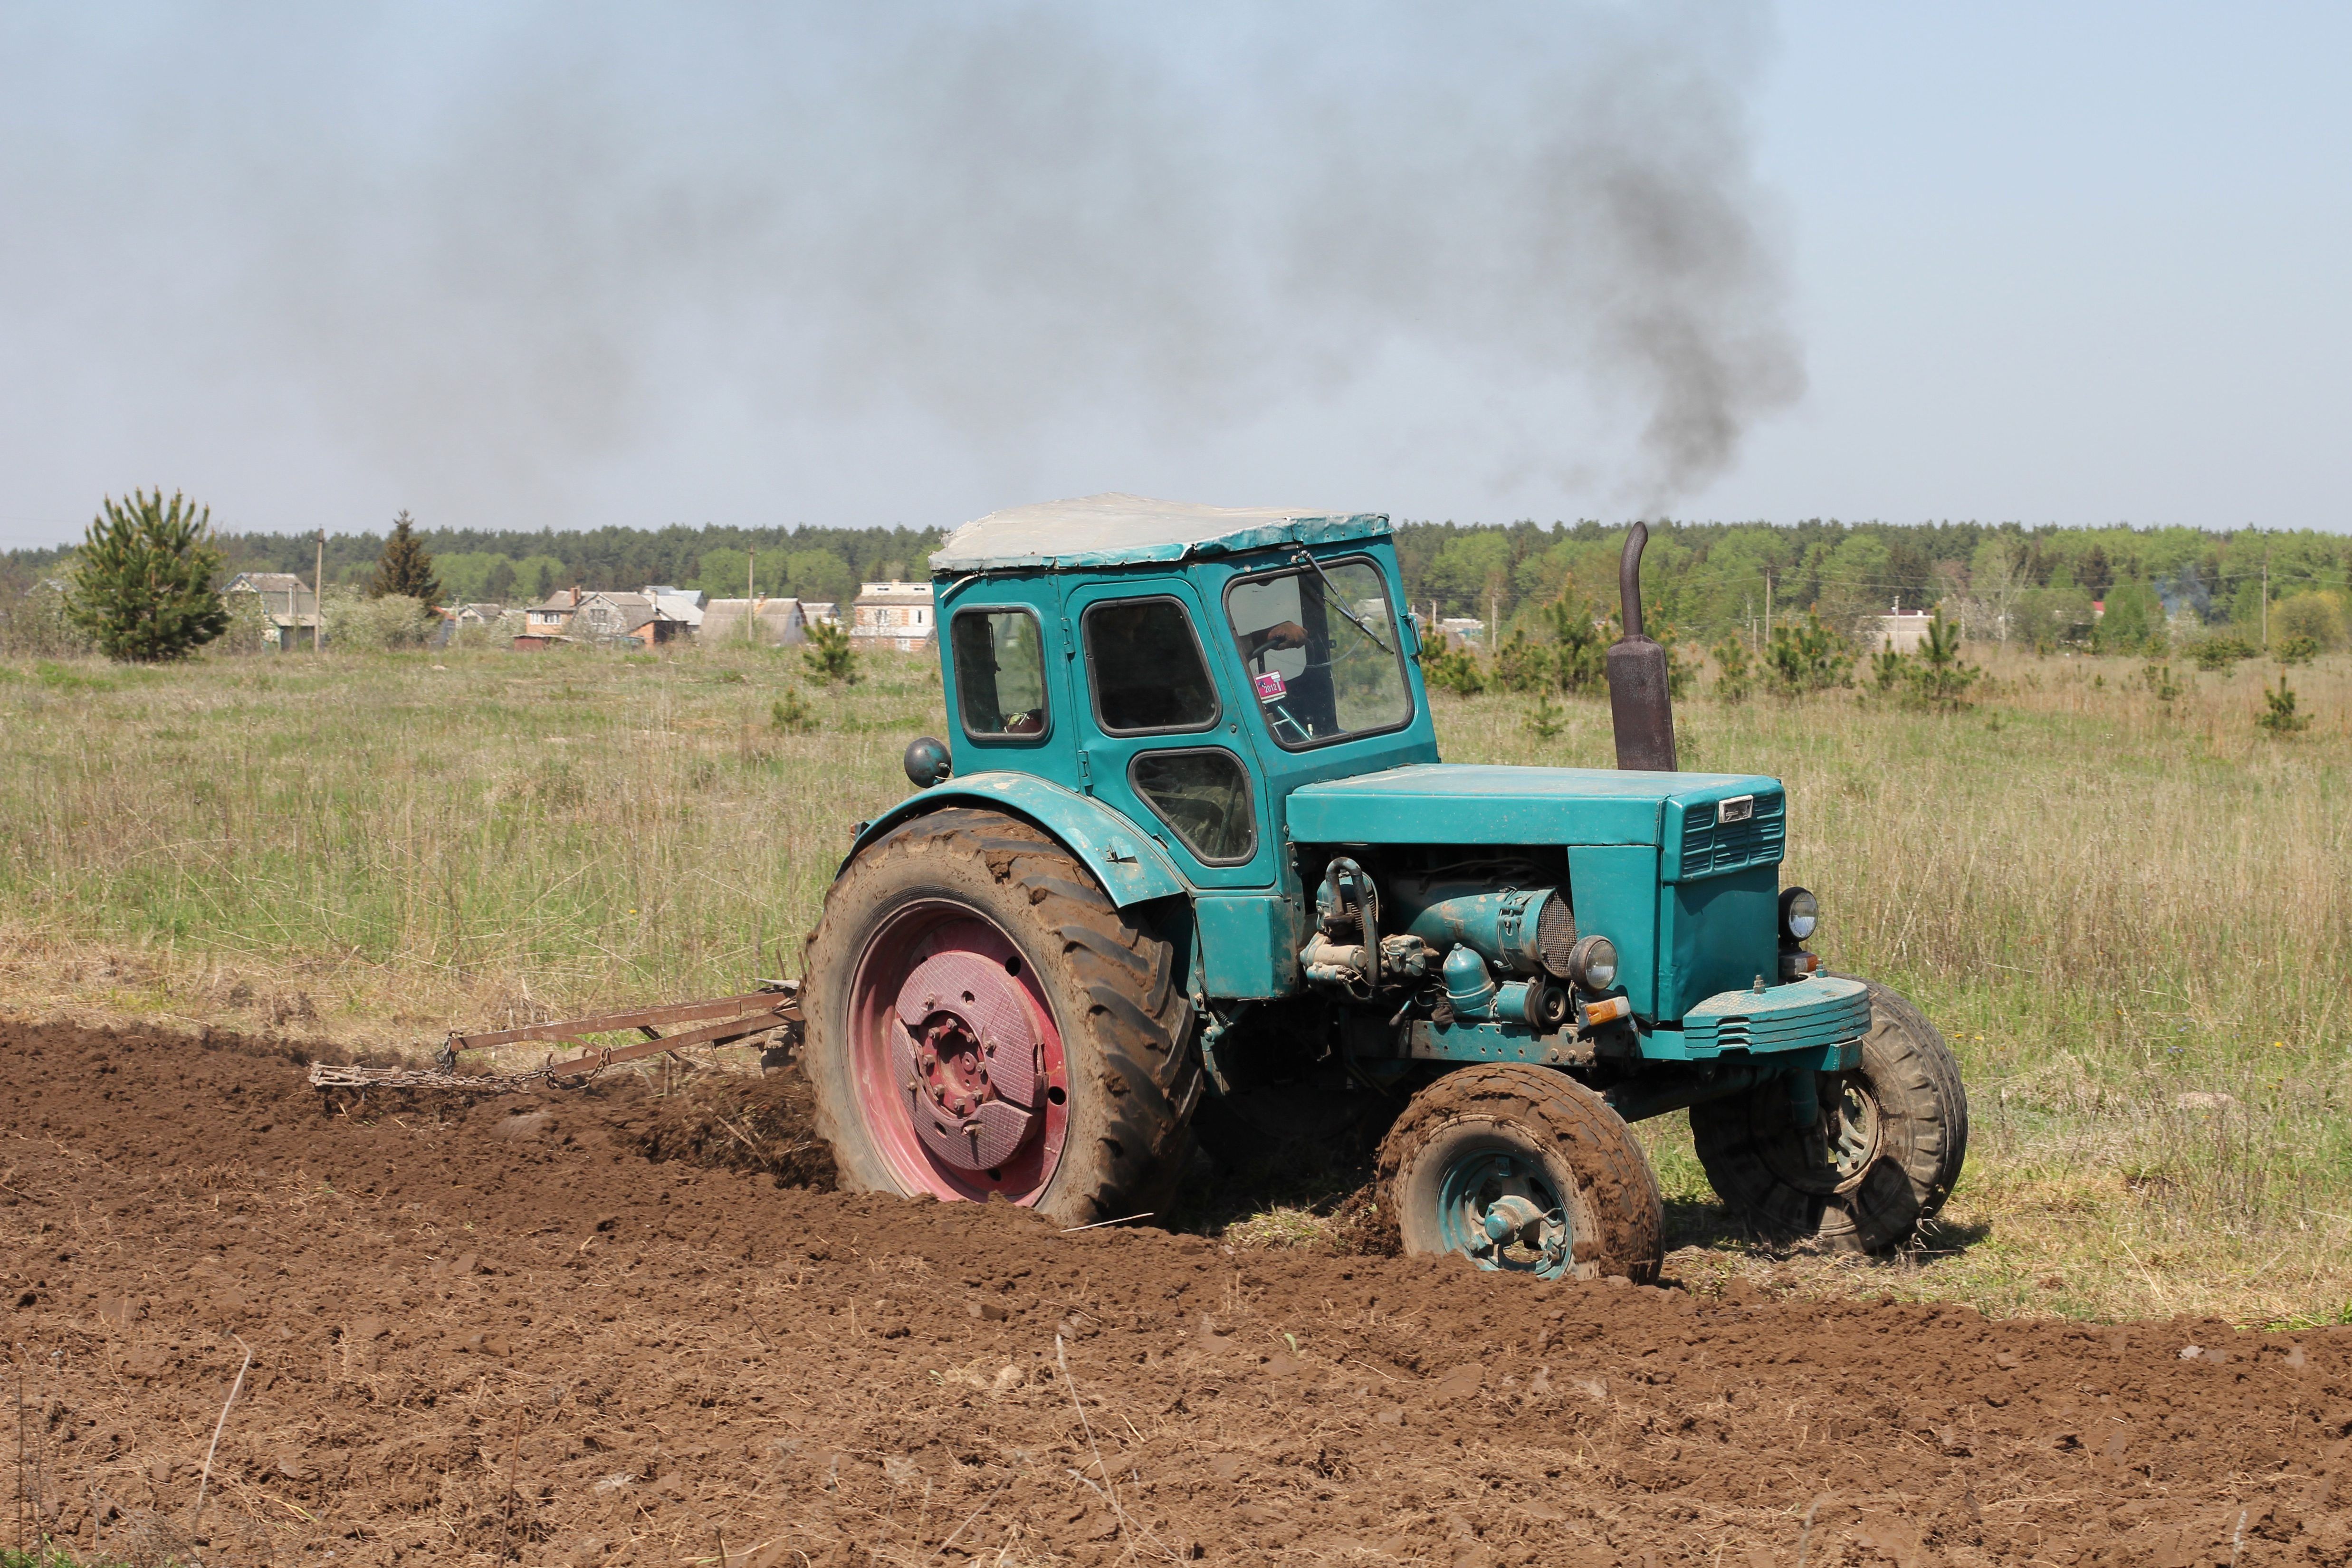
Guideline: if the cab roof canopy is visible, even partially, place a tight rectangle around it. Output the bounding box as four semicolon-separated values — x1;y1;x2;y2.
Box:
928;492;1389;576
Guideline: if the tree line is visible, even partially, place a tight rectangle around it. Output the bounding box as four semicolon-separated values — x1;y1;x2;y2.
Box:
1395;517;2352;652
8;509;2350;661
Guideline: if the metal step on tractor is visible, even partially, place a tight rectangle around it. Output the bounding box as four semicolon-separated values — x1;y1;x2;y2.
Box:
799;495;1968;1281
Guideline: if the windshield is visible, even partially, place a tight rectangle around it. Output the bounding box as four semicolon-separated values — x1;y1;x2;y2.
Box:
1224;558;1412;748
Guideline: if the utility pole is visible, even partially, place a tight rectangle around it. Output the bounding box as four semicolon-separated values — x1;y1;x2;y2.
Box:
1763;572;1773;647
2261;547;2270;649
1745;594;1754;655
313;529;325;652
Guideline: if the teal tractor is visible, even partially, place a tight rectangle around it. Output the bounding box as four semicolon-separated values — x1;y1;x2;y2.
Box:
803;495;1967;1279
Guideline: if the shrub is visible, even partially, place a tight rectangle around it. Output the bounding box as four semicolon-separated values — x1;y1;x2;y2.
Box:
1865;612;1981;710
321;588;436;650
770;689;817;733
1524;690;1563;743
2142;663;2182;704
2257;674;2311;737
1764;610;1854;697
1868;642;1907;696
0;579;94;658
2191;635;2257;671
62;488;229;662
1492;630;1548;694
2272;591;2347;651
1709;637;1754;703
802;620;858;684
2276;635;2319;667
1542;597;1608;695
1904;611;1983;709
1421;640;1486;696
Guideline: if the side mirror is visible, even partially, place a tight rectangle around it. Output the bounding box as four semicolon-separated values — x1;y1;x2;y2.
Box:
903;735;952;788
1401;609;1424;660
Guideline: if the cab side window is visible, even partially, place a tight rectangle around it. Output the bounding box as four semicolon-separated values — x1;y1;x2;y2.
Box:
1082;598;1218;734
950;609;1048;737
1130;749;1256;863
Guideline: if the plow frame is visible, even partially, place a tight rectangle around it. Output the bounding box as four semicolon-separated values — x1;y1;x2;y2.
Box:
308;984;804;1094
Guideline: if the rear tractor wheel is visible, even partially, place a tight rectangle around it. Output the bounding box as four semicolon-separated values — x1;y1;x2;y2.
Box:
1690;977;1968;1253
804;808;1201;1227
1376;1062;1665;1283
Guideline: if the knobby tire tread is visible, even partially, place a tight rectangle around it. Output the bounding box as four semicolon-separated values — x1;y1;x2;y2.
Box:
1690;977;1968;1253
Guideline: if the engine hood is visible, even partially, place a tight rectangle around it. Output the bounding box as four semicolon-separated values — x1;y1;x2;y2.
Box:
1283;763;1780;853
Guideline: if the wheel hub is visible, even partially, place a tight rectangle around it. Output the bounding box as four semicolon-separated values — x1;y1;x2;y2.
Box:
1794;1073;1884;1195
1441;1153;1571;1277
888;950;1043;1173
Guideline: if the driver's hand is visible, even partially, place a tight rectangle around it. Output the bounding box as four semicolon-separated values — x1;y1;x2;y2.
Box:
1252;621;1308;653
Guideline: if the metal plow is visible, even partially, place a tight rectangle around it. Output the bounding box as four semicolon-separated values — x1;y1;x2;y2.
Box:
307;983;804;1094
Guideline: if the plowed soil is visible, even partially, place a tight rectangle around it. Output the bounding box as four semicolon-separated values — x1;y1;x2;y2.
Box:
5;1022;2350;1567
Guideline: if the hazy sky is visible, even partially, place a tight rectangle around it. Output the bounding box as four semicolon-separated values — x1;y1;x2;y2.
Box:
1;2;2346;550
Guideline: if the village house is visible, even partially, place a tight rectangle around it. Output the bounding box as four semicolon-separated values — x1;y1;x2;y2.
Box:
514;586;705;650
1876;606;1935;654
223;571;320;650
700;596;806;646
516;586;583;647
849;580;934;653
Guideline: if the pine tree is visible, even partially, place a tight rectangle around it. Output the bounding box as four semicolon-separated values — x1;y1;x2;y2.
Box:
369;510;442;603
62;488;230;662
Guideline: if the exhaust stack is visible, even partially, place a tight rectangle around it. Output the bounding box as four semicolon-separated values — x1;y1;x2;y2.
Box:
1606;522;1679;772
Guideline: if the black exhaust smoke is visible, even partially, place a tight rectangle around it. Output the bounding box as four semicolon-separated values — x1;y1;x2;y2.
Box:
1606;522;1679;771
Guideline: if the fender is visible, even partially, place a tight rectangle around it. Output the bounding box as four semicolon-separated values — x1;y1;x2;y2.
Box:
840;771;1195;908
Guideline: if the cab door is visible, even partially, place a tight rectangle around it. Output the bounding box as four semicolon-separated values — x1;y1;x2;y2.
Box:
1061;577;1277;889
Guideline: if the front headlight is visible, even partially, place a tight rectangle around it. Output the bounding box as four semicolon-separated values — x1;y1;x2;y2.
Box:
1565;934;1618;991
1778;886;1819;942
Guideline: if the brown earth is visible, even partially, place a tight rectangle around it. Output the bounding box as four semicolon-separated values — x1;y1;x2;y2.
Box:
5;1021;2352;1567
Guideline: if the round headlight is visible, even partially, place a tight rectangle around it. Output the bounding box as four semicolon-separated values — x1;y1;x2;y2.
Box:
1565;934;1618;992
1778;886;1819;942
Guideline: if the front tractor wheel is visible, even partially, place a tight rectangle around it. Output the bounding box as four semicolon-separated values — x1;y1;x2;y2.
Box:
1377;1063;1664;1283
1690;977;1969;1253
804;808;1200;1227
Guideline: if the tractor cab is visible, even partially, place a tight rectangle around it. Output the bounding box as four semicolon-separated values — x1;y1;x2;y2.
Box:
923;496;1434;894
806;495;1967;1278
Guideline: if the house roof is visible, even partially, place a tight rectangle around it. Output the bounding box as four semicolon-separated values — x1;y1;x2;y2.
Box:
228;572;307;593
928;493;1388;575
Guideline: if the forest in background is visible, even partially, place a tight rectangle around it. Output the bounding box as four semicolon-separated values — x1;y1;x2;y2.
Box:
6;515;2351;650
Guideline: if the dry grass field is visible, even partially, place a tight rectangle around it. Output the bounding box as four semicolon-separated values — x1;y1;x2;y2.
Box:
1;638;2345;1328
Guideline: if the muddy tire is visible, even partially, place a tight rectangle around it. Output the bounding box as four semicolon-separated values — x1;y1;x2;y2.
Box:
1690;977;1968;1253
1376;1062;1664;1283
804;807;1200;1227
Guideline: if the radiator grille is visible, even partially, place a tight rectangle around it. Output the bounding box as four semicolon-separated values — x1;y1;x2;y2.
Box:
1679;793;1786;879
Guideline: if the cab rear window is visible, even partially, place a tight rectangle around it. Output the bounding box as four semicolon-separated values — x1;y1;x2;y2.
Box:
950;608;1048;738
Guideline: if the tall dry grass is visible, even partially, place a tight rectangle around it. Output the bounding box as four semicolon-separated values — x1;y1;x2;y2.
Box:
0;638;2347;1320
1445;647;2352;1321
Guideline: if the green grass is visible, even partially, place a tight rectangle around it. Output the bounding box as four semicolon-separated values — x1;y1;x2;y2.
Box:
0;637;2347;1322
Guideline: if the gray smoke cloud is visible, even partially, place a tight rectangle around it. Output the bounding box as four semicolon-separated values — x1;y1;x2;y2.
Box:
0;1;1801;530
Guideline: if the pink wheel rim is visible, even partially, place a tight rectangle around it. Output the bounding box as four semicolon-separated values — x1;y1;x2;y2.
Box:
847;899;1068;1204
